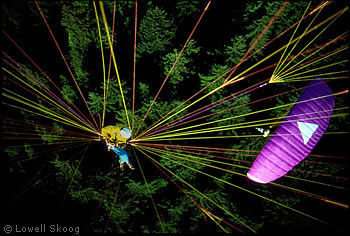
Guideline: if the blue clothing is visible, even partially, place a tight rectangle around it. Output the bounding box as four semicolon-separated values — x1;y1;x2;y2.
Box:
107;144;130;164
114;147;129;163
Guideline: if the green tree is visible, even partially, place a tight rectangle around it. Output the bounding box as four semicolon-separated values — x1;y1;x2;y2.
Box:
61;2;94;89
2;1;348;234
87;91;104;114
59;75;78;104
175;1;201;18
137;6;177;57
224;35;248;65
161;40;200;97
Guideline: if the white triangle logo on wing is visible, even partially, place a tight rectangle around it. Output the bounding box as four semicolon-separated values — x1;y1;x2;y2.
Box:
297;121;319;145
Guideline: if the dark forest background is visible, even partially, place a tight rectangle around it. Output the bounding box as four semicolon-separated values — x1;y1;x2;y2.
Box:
1;0;349;233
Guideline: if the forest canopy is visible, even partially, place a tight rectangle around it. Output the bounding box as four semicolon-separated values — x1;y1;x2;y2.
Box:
1;0;349;233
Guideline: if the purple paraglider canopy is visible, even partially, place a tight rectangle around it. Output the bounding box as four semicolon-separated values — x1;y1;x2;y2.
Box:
247;78;335;183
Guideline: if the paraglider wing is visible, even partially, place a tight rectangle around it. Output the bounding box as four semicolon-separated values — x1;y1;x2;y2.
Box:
247;78;335;183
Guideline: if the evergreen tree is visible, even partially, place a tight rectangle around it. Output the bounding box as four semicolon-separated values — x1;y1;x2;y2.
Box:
137;6;176;57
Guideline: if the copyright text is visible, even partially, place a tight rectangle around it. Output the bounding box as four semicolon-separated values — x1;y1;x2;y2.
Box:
3;224;80;234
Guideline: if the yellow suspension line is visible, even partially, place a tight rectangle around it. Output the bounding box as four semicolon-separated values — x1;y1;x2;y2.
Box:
279;53;348;80
136;146;256;233
275;6;345;79
98;1;131;129
285;174;348;191
277;34;348;78
272;2;312;77
93;2;107;130
282;64;348;80
143;112;343;142
2;87;96;132
2;67;96;131
142;144;347;194
138;102;295;140
271;7;349;83
137;145;328;227
132;0;138;133
140;144;249;171
104;179;121;233
136;94;342;141
2;98;98;135
284;76;349;83
222;6;348;85
135;66;235;139
34;1;99;131
137;130;348;143
58;146;88;218
275;2;323;77
145;7;348;134
204;212;230;233
270;182;348;209
137;79;303;139
1;130;93;140
282;70;349;82
138;84;225;139
133;149;166;233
